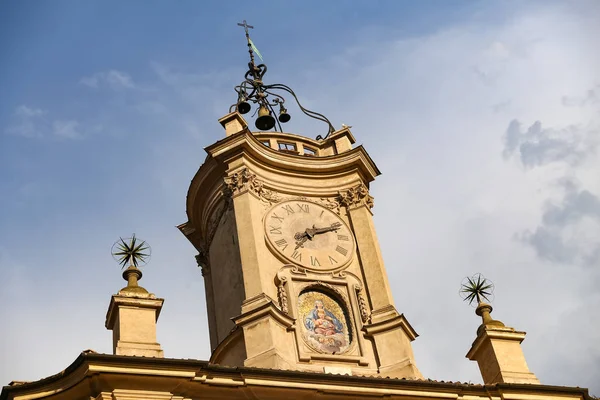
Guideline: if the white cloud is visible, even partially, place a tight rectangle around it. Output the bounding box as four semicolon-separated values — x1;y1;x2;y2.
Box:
4;106;87;140
80;69;135;90
5;105;47;138
52;120;82;139
501;88;600;268
484;41;511;60
14;105;46;118
5;119;41;138
503;119;598;168
562;84;600;107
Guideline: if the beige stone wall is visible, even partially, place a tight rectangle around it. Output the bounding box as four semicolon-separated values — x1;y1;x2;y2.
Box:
209;206;245;344
117;307;158;344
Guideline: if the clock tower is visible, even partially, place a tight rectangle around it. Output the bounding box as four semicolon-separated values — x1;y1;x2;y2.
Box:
178;23;421;379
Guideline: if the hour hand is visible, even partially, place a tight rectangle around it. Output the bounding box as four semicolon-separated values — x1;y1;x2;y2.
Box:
294;232;309;250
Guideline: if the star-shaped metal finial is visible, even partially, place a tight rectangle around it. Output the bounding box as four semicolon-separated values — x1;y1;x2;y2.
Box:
460;273;494;306
111;234;151;269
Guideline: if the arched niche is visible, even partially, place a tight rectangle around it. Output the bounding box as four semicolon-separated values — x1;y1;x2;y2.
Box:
297;285;353;355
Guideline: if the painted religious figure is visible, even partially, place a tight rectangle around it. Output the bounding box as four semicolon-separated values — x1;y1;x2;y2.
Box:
298;290;351;354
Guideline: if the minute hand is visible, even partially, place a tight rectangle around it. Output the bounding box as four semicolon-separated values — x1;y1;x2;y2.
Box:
306;222;342;237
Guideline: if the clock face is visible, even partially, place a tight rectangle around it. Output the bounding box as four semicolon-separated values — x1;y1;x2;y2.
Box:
264;200;355;270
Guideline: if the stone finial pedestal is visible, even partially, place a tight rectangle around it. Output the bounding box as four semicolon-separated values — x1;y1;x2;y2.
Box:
218;112;249;137
105;266;164;358
326;127;356;153
466;303;539;384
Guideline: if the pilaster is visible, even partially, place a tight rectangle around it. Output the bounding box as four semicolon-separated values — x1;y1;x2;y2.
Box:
339;183;421;379
232;293;296;370
339;184;393;311
196;251;218;350
225;169;266;299
363;305;422;379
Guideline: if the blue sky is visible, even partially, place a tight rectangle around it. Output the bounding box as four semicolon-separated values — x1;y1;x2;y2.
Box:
1;0;599;395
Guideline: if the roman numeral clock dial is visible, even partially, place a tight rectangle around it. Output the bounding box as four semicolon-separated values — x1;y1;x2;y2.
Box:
264;200;355;271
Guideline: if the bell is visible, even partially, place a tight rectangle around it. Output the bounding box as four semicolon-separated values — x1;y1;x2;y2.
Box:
255;105;276;130
278;105;291;123
237;101;251;114
236;91;251;114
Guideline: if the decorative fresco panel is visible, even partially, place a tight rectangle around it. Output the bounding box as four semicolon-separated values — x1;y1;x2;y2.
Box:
298;290;351;354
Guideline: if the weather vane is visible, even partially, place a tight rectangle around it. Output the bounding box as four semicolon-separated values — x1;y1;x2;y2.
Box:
459;273;495;307
111;234;151;269
232;20;335;140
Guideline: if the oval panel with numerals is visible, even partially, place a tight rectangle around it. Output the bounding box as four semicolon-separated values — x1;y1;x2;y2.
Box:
264;200;355;271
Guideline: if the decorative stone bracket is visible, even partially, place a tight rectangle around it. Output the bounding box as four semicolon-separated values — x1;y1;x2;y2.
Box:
355;285;371;324
276;276;289;314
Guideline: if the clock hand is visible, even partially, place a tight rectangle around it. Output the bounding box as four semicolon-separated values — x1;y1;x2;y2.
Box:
294;232;309;250
293;222;342;250
310;222;342;236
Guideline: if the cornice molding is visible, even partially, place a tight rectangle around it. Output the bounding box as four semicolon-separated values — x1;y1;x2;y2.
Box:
105;295;164;329
205;130;380;181
363;306;419;342
466;325;526;360
1;351;592;400
233;293;295;329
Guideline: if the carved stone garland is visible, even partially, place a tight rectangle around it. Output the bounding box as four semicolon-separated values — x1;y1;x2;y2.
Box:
222;167;342;213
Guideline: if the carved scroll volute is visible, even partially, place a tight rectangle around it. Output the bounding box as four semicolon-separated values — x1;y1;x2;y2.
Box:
336;183;374;210
275;273;289;314
355;284;370;324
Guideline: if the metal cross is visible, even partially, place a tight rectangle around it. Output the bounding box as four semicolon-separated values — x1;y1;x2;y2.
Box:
237;20;257;68
237;20;254;36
